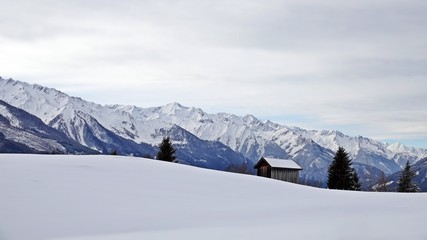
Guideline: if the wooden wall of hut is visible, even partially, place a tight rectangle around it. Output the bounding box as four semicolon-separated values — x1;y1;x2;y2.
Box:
257;165;271;178
271;168;299;183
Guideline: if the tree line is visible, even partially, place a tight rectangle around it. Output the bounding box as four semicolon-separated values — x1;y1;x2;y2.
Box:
120;136;421;192
155;138;420;192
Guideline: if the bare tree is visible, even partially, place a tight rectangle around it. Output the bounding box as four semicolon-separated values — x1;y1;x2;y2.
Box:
376;172;388;192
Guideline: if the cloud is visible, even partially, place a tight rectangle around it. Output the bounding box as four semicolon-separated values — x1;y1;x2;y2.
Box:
1;0;426;147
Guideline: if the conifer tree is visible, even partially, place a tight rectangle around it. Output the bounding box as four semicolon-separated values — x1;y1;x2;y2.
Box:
350;170;361;191
327;147;360;190
156;137;176;162
398;161;419;192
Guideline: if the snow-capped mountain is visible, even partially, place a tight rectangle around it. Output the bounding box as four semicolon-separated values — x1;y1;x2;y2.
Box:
1;77;426;186
0;100;96;154
377;157;427;192
0;77;248;171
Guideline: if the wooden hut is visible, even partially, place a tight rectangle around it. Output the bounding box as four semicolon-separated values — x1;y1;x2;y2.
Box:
254;157;302;183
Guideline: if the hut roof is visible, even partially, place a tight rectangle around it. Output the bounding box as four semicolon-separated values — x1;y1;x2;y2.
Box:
254;157;302;170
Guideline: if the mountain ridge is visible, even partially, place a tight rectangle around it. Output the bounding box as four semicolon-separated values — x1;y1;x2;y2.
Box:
0;99;98;154
1;77;426;186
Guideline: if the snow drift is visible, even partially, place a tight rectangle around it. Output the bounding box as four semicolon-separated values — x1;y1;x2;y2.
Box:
0;154;426;240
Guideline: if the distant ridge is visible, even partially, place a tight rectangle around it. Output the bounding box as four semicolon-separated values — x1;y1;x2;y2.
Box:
1;76;427;187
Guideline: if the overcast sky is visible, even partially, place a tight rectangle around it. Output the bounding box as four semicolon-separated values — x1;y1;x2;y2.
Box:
1;0;426;147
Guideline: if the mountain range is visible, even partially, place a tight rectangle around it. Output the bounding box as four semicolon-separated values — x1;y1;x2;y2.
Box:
1;76;426;189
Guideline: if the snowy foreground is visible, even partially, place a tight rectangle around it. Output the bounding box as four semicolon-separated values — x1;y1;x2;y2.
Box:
1;155;426;240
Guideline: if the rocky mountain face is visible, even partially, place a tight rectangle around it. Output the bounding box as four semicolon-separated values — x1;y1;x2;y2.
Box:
0;100;97;154
377;157;427;192
0;77;249;171
1;77;427;187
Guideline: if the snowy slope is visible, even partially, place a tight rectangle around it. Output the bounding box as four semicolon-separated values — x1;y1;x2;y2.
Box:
0;154;426;240
1;77;427;185
0;100;96;154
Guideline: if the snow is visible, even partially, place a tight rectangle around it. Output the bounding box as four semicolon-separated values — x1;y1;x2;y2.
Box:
0;126;66;152
1;154;426;240
262;157;303;169
387;142;409;153
0;105;20;128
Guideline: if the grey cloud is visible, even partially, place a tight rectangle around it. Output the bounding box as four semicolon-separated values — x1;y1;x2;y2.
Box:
1;0;426;146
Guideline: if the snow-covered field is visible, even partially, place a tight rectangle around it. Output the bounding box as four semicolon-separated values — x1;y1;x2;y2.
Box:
1;154;426;240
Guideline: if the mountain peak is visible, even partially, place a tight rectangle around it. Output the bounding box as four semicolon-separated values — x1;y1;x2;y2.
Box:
387;142;411;153
243;114;257;121
166;102;184;108
161;102;187;115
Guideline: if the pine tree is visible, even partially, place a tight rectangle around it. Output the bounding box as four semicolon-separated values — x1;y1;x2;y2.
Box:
350;170;361;191
327;147;360;190
398;161;419;192
156;137;176;162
